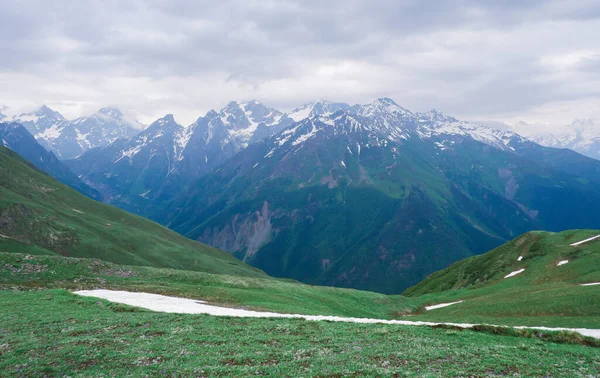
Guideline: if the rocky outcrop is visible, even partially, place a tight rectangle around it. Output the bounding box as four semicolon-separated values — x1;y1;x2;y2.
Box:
199;201;275;262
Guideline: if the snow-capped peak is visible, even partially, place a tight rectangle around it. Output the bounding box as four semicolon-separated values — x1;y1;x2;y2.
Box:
11;105;69;142
528;117;600;159
216;100;288;148
204;109;218;118
37;105;65;119
157;114;176;125
416;115;525;152
288;100;350;122
141;114;181;137
98;107;124;119
353;98;412;119
271;100;530;153
417;109;457;123
14;105;65;124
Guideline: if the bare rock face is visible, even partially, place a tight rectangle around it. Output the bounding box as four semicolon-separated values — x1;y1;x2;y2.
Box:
199;201;275;262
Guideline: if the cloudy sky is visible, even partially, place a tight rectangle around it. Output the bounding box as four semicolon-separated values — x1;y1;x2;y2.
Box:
0;0;599;134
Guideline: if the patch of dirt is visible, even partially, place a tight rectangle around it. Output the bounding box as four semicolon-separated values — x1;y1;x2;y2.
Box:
0;343;11;355
87;260;135;277
2;263;47;275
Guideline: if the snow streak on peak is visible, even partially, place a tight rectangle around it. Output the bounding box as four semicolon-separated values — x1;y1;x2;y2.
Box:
354;98;412;119
203;109;219;119
14;105;65;125
416;118;525;151
215;100;288;148
268;99;530;154
417;109;457;123
158;114;176;124
36;105;66;120
288;101;350;122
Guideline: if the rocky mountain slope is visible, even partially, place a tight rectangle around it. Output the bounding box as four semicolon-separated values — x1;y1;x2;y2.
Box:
67;101;293;212
152;99;600;293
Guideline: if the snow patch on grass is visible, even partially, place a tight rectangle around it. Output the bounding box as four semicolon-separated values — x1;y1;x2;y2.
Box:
425;301;464;311
504;269;525;279
74;290;600;339
570;234;600;247
556;260;569;266
517;256;523;261
580;282;600;286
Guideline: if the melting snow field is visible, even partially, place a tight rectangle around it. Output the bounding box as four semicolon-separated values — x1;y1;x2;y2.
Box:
424;301;464;311
74;290;600;339
569;234;600;247
556;260;569;266
504;269;525;279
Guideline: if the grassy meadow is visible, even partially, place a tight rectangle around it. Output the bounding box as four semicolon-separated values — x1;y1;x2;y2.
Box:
1;289;599;377
403;229;600;329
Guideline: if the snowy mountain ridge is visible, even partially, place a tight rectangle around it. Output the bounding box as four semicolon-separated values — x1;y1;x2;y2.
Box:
12;105;142;159
8;98;533;162
529;118;600;160
265;98;528;157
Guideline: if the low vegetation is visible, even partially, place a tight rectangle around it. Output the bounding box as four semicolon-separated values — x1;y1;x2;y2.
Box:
1;290;599;377
404;229;600;328
0;252;417;318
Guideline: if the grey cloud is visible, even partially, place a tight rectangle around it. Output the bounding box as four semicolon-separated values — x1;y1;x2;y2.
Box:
0;0;599;127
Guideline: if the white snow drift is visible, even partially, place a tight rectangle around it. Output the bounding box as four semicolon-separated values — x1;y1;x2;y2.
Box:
424;301;464;311
569;234;600;247
556;260;569;266
504;269;525;279
74;290;600;339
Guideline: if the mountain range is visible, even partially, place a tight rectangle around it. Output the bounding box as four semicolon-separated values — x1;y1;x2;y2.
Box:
150;99;600;293
4;98;600;293
10;105;143;159
61;97;600;293
65;101;294;211
528;118;600;160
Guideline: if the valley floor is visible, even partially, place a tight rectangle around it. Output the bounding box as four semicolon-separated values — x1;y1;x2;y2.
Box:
1;290;599;377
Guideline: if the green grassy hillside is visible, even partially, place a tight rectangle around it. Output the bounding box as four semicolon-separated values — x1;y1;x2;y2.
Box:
0;146;264;278
0;252;416;318
402;229;600;327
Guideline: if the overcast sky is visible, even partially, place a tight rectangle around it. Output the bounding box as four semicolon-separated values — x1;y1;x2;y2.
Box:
0;0;599;134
